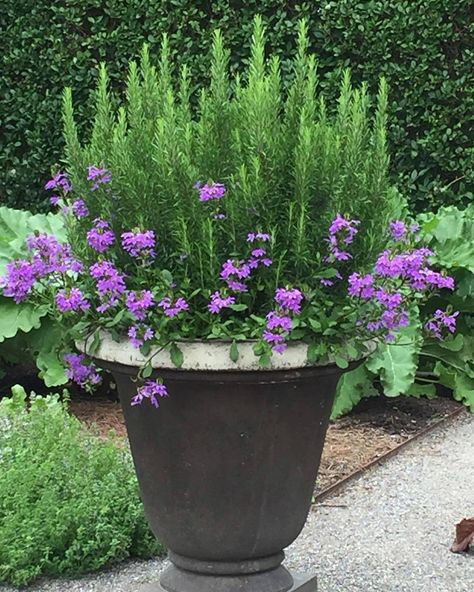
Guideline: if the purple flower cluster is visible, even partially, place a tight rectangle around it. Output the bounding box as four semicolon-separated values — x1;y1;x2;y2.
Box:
126;290;154;320
90;260;126;312
64;353;101;391
196;182;226;202
121;229;156;259
56;288;90;313
263;311;293;354
87;219;116;253
131;379;169;408
158;296;189;318
326;214;360;262
425;309;459;340
27;233;83;275
88;165;112;191
128;324;154;348
263;287;304;354
348;238;456;341
71;199;89;219
275;287;304;314
45;171;72;194
247;232;271;243
0;259;38;303
0;232;84;303
220;259;251;293
208;291;235;314
374;248;454;291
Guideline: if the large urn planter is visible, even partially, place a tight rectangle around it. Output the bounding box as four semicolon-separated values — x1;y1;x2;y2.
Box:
82;335;356;592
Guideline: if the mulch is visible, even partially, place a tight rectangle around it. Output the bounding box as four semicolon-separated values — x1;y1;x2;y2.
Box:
69;391;462;495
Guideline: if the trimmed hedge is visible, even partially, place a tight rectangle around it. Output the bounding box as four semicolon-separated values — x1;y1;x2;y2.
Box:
1;0;472;211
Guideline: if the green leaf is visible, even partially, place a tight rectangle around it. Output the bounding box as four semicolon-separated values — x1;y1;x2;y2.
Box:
406;382;437;398
170;342;184;368
36;351;68;387
229;340;239;363
259;353;271;367
307;343;320;364
366;321;421;396
331;363;377;420
228;303;248;312
334;355;349;369
0;299;49;342
142;363;153;378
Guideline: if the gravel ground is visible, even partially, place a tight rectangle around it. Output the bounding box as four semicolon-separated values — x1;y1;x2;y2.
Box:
2;413;472;592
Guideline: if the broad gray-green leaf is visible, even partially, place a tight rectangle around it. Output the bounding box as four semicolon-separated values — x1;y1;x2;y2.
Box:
366;322;421;397
0;299;49;342
331;363;377;420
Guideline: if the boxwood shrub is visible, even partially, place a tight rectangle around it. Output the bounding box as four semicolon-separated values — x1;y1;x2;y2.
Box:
1;0;472;212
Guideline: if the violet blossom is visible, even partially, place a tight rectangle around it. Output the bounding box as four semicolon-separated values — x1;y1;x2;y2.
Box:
390;220;407;241
88;165;112;191
64;353;101;391
121;229;156;259
326;214;360;261
71;199;89;219
126;290;155;320
56;288;90;313
131;380;169;408
27;233;83;275
45;171;72;193
158;296;189;318
275;287;304;314
425;309;459;340
87;219;115;253
128;324;154;348
208;291;236;314
90;260;126;312
196;182;226;202
0;259;38;303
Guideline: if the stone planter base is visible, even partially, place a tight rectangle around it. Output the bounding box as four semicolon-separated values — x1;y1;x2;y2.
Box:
140;571;317;592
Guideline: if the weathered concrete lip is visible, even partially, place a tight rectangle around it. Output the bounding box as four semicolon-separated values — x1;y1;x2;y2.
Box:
77;331;372;372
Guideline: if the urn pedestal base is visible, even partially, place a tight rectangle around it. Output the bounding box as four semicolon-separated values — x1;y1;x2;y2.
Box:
139;570;317;592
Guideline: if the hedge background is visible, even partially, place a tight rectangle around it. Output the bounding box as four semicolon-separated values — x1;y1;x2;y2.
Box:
1;0;473;212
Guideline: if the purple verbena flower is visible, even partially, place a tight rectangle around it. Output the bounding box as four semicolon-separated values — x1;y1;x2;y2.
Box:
88;165;112;191
56;288;90;313
121;229;156;259
348;273;375;299
131;379;169;408
326;214;360;262
247;232;271;243
64;353;101;391
27;233;83;275
128;324;154;349
126;290;154;320
196;182;226;202
158;296;189;318
45;171;71;193
87;219;115;253
90;260;126;312
248;247;273;269
0;259;38;303
71;199;89;219
425;309;459;340
208;291;236;314
275;287;303;314
390;220;407;241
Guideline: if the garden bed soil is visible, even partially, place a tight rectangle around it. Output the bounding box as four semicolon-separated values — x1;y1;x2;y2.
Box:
69;393;462;496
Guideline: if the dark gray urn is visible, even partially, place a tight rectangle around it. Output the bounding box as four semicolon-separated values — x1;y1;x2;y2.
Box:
93;339;350;592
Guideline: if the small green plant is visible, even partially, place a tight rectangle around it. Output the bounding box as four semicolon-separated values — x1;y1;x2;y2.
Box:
0;385;163;586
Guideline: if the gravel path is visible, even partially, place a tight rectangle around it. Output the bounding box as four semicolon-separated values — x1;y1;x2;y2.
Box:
2;412;472;592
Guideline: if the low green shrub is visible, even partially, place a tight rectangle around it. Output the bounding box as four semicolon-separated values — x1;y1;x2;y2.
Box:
0;386;163;586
